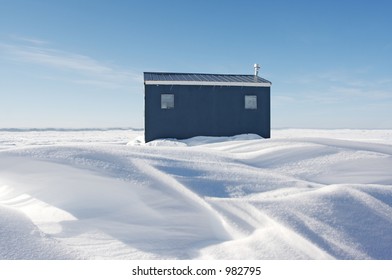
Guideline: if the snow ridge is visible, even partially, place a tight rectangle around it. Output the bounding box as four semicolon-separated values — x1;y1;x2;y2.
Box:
0;129;392;259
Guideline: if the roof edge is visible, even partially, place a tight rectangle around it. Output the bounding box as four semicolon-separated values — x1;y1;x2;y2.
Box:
144;71;262;76
143;72;272;85
145;80;271;87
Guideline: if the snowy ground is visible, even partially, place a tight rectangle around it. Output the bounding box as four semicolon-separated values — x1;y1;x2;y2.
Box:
0;129;392;259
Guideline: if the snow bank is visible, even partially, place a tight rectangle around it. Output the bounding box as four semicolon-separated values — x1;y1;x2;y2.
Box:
0;128;139;149
1;129;391;259
126;133;262;147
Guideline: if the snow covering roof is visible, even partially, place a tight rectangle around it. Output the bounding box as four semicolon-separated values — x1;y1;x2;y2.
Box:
144;72;272;87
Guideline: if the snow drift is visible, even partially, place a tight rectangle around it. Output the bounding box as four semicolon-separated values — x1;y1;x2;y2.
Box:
0;129;391;259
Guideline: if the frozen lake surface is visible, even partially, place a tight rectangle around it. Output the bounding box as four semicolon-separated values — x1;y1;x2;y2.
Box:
1;129;392;259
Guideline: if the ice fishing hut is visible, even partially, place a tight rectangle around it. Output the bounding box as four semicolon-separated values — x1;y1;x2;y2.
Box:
143;64;271;142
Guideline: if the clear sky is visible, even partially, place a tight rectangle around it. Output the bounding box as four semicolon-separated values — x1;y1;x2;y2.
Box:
1;0;391;129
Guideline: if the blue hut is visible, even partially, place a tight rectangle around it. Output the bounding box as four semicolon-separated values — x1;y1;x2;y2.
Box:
144;65;271;142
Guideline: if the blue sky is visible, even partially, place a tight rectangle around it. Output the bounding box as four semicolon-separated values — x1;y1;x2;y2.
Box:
1;0;391;129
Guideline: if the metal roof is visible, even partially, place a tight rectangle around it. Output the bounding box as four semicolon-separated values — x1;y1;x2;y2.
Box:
144;72;271;87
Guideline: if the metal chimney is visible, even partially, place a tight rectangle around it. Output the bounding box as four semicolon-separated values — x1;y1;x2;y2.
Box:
254;63;260;76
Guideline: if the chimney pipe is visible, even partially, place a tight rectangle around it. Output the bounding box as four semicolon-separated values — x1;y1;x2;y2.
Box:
254;63;260;76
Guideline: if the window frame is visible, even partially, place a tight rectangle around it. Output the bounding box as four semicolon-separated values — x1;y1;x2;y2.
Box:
244;95;257;110
161;93;174;109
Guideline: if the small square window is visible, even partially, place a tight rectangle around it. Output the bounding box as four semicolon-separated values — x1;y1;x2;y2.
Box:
161;94;174;109
245;95;257;109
